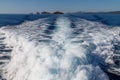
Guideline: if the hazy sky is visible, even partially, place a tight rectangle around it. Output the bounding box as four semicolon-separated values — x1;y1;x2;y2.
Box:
0;0;120;14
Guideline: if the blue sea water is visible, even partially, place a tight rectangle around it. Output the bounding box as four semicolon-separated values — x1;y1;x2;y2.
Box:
0;13;120;80
0;13;120;27
68;13;120;26
0;14;52;27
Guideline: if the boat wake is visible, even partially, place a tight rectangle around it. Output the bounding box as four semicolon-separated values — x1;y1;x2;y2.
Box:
0;16;120;80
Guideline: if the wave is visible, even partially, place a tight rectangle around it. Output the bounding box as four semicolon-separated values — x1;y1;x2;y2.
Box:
0;16;120;80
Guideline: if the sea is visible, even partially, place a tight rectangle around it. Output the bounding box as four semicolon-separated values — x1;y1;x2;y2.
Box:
0;13;120;80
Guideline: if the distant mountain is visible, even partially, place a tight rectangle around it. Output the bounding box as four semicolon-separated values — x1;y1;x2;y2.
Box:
107;11;120;14
73;11;120;14
89;11;120;14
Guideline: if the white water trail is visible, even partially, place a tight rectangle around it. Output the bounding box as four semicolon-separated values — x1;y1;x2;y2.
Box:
0;16;120;80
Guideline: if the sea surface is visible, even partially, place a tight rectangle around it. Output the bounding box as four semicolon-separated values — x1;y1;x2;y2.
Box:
0;13;120;80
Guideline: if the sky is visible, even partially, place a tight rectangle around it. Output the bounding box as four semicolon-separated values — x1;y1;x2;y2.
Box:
0;0;120;14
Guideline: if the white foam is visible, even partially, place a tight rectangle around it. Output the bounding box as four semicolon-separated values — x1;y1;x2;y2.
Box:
0;16;120;80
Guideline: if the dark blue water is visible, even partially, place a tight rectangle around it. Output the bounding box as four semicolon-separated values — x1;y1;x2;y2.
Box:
0;14;52;27
0;14;120;27
67;13;120;26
